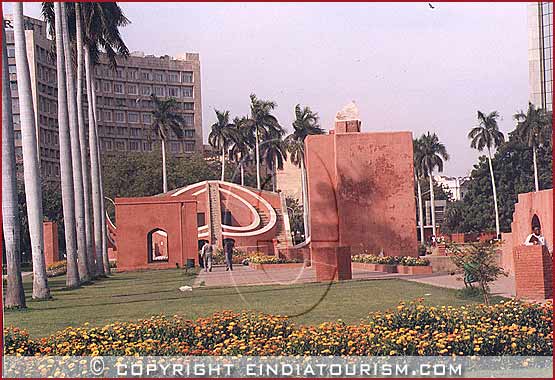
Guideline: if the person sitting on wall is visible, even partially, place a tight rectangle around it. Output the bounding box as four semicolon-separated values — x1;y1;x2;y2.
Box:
200;240;214;272
525;224;547;247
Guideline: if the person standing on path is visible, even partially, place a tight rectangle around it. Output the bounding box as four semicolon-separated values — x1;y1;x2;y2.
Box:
201;240;214;272
224;239;235;271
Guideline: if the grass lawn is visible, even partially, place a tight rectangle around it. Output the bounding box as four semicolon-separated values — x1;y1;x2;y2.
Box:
4;268;500;337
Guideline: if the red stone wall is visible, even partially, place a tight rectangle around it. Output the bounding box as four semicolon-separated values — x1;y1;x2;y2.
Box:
306;131;418;256
115;197;197;271
509;189;553;253
43;221;59;266
513;245;552;300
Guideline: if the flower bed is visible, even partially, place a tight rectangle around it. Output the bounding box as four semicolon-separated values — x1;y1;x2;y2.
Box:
212;248;249;265
46;260;67;278
352;255;431;274
4;300;552;356
397;256;432;275
247;253;302;267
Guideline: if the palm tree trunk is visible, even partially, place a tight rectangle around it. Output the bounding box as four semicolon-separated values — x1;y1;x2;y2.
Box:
428;173;436;237
54;2;80;289
13;4;50;299
532;145;539;192
85;45;105;277
301;158;310;239
2;20;26;308
162;139;168;192
240;162;245;186
61;2;89;283
487;149;501;239
255;129;261;189
221;146;225;181
416;174;425;244
75;3;95;278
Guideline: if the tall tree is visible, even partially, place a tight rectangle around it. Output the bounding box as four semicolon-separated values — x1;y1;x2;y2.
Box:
417;132;449;237
514;103;552;192
229;116;253;186
208;110;237;182
59;2;90;282
468;110;505;238
75;2;96;277
54;2;80;288
151;94;185;192
260;130;287;191
13;3;50;299
244;94;283;189
285;104;324;239
2;15;26;308
413;138;425;244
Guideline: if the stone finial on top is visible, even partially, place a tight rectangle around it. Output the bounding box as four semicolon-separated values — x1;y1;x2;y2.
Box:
335;101;360;122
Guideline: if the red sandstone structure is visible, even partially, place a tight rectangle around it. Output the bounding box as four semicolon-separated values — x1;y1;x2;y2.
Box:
43;221;59;266
111;181;291;271
499;189;553;300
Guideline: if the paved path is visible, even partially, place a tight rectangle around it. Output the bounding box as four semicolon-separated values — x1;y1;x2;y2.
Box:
193;265;401;288
193;265;517;299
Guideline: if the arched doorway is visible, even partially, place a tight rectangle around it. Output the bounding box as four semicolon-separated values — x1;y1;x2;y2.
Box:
147;229;168;262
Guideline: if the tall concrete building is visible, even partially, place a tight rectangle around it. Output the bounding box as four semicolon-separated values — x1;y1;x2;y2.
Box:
4;15;203;180
528;2;553;111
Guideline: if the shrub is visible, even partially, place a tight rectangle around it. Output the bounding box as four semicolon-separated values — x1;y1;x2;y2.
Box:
3;300;552;357
212;248;248;265
247;253;300;264
46;260;67;277
398;256;430;266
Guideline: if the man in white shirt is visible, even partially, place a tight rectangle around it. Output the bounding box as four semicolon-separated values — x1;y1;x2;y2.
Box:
524;225;547;247
200;240;214;272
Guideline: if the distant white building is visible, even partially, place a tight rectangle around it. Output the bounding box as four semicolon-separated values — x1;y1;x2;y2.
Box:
434;175;470;201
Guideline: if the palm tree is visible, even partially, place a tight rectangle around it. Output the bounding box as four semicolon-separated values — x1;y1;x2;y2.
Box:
514;103;552;192
244;94;283;189
13;3;50;299
413;138;425;244
53;2;80;289
75;3;96;277
285;104;325;239
229;116;253;186
151;94;185;192
2;17;26;308
209;110;237;182
59;2;91;283
417;132;449;238
261;130;287;191
468;111;505;238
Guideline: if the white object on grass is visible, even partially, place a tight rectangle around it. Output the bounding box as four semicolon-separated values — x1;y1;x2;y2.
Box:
179;286;193;292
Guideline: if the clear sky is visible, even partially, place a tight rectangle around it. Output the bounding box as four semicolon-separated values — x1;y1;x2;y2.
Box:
6;2;529;176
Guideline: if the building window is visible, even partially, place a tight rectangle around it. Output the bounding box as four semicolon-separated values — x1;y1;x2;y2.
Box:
182;72;193;83
168;72;179;82
129;141;140;151
7;47;15;58
128;112;139;123
153;71;164;82
184;129;195;138
154;86;164;96
115;140;125;151
127;70;137;80
114;111;125;123
183;102;194;111
114;82;124;94
14;130;22;140
184;114;194;127
140;71;151;81
103;110;112;122
140;85;151;96
182;86;193;98
168;87;179;97
143;141;153;151
170;142;180;153
130;128;140;137
142;113;152;124
103;140;113;151
115;68;124;79
127;84;138;95
102;81;111;93
8;65;16;74
116;127;126;136
184;141;195;152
